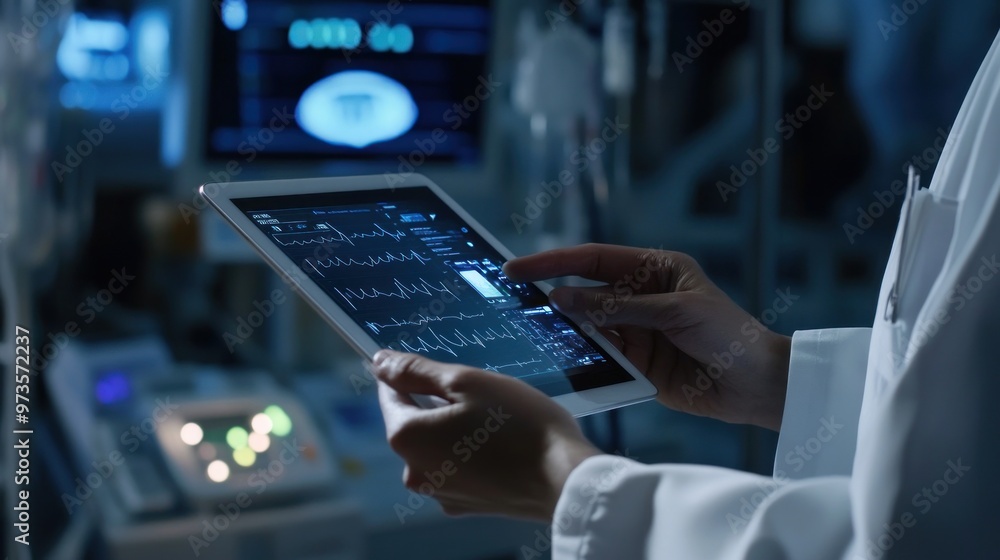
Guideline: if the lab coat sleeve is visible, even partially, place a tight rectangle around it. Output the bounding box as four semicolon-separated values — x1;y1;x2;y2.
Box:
775;328;872;480
550;328;871;559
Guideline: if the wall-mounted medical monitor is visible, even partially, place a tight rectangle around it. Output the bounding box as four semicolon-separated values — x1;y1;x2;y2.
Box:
203;0;492;164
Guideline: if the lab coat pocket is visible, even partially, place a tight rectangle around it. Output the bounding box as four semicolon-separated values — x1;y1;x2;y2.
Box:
890;191;958;367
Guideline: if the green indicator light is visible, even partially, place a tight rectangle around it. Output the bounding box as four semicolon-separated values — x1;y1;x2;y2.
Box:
265;405;293;437
226;426;248;449
233;447;256;467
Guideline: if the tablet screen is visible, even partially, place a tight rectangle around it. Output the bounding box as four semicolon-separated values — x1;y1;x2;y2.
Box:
233;187;632;397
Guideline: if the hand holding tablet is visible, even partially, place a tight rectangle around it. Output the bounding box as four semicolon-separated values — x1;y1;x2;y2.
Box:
200;174;657;416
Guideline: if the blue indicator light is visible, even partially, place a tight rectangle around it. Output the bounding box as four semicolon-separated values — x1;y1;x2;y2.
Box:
95;371;131;405
221;0;248;32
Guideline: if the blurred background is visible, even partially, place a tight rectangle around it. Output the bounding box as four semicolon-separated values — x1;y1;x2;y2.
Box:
2;0;998;558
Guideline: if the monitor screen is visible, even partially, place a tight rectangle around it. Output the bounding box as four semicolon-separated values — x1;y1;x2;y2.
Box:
204;0;492;164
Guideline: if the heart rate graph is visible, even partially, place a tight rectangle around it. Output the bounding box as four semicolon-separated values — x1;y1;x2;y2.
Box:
333;277;461;311
395;325;521;358
483;358;545;372
364;311;486;334
308;250;432;276
274;223;407;247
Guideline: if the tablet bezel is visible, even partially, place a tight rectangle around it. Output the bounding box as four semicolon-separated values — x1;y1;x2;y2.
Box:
199;174;657;417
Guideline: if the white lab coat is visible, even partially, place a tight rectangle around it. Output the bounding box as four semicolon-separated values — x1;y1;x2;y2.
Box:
551;31;1000;560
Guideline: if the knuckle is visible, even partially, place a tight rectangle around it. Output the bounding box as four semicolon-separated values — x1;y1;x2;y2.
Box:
613;291;631;306
635;248;664;268
664;250;695;270
389;353;422;378
445;367;478;392
634;249;676;282
656;251;702;288
595;290;629;308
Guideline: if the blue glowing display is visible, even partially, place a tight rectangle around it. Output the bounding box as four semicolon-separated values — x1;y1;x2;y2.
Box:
288;18;366;50
368;23;414;53
288;19;411;53
205;1;489;162
295;70;418;148
57;14;130;82
56;9;171;111
221;0;248;31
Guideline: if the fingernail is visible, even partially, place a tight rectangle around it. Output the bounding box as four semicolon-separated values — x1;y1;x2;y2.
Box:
373;350;391;367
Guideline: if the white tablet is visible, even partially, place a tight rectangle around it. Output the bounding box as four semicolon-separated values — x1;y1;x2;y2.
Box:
199;174;657;417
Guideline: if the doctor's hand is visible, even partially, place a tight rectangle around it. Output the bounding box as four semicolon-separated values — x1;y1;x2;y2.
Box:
371;350;600;522
504;244;791;432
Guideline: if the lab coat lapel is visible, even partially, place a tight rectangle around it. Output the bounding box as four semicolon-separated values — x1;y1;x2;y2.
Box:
856;28;1000;453
930;30;1000;201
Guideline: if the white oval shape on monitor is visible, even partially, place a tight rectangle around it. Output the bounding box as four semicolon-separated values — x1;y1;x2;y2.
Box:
296;70;418;148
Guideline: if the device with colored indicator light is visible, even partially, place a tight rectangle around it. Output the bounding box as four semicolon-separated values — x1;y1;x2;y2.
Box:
156;394;335;509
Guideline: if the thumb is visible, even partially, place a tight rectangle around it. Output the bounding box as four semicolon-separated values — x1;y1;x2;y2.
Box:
549;287;691;331
372;350;460;399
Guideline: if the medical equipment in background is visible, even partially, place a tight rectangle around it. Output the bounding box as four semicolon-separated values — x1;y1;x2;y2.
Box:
43;337;364;559
506;0;797;468
171;0;497;208
603;0;636;198
1;2;73;560
511;13;602;250
40;334;542;559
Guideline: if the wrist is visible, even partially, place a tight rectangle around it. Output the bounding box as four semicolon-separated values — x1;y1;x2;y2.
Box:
758;332;791;432
535;438;601;522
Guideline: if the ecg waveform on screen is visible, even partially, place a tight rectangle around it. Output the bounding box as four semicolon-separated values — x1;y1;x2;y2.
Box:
483;358;545;371
308;250;432;276
364;311;487;334
333;278;461;311
273;224;407;247
397;326;520;357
